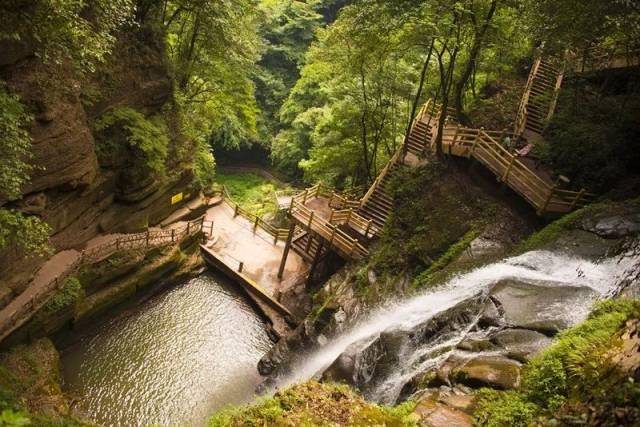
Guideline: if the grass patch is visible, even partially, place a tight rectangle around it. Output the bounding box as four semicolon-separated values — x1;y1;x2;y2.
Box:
208;381;418;426
217;173;290;218
514;202;608;254
412;227;481;289
474;298;640;426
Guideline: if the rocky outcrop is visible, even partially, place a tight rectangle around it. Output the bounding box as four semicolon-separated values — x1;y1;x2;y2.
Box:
0;26;196;292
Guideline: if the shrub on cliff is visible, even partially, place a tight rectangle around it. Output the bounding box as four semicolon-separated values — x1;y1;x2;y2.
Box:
0;88;51;256
208;381;417;426
94;107;170;176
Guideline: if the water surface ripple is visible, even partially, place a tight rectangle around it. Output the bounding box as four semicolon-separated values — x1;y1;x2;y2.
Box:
62;273;271;427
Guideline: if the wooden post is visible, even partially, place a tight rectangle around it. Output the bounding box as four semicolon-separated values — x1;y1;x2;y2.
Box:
502;156;516;182
304;232;314;253
171;229;175;242
146;231;150;247
569;188;586;211
289;196;295;214
329;224;337;245
253;217;259;233
187;221;191;235
346;209;353;226
365;220;372;238
470;130;481;158
278;221;297;279
238;262;244;273
450;127;459;155
348;239;357;258
307;211;314;230
539;185;557;215
116;239;120;250
302;189;308;204
234;204;239;217
329;210;334;223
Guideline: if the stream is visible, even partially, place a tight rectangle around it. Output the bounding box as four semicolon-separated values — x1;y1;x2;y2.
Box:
271;249;638;404
61;272;272;427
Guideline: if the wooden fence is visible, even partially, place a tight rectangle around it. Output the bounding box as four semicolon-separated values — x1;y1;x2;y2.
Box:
289;199;369;260
435;123;596;214
0;217;206;343
214;185;291;245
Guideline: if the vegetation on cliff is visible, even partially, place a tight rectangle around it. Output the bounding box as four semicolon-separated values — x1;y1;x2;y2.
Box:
208;381;417;427
475;299;640;426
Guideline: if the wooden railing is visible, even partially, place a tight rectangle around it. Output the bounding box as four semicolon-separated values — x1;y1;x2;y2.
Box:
0;217;206;343
329;208;379;238
438;123;596;213
360;148;403;209
289;200;369;260
214;186;290;245
514;56;541;138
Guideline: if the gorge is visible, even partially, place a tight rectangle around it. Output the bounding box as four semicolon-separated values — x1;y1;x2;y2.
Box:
1;1;639;427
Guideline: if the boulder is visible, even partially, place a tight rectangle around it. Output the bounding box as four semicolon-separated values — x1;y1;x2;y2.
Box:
412;388;475;427
452;355;521;390
490;328;551;362
583;214;640;239
489;279;596;335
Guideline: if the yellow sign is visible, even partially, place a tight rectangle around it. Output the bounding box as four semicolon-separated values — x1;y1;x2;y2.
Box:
171;192;183;205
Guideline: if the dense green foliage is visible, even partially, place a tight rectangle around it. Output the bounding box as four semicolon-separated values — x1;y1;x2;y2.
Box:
371;164;492;278
42;277;83;315
0;88;51;256
543;73;640;193
0;90;33;201
0;0;135;72
208;381;417;426
474;299;640;426
94;107;170;175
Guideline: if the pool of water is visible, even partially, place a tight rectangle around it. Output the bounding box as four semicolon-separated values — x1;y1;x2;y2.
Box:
61;273;272;426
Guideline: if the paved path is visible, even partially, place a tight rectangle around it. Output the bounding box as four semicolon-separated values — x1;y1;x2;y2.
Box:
203;203;307;298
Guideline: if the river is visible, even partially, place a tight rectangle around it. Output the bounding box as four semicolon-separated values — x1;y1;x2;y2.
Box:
61;272;272;427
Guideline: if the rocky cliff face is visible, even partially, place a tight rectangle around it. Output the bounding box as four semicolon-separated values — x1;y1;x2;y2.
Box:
0;27;195;293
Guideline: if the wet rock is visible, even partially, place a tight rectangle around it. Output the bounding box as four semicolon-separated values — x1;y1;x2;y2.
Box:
457;336;497;353
477;297;504;328
490;279;596;335
490;328;551;362
322;335;384;385
452;355;521;390
582;214;640;239
412;388;475;427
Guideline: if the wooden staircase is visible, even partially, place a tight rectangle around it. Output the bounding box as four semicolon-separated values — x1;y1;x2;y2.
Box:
515;56;566;140
291;226;327;263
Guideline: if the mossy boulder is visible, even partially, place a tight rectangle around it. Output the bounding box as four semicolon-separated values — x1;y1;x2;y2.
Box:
453;356;522;390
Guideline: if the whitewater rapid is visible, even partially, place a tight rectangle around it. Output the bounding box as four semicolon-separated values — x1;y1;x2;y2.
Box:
274;249;638;401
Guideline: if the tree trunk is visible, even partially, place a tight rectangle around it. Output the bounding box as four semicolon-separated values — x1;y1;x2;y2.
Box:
404;39;435;148
453;0;498;124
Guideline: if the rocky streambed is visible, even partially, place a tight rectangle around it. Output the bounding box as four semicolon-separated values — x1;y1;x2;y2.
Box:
258;204;640;424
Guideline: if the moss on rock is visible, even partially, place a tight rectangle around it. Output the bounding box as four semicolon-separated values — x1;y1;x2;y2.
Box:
208;381;418;426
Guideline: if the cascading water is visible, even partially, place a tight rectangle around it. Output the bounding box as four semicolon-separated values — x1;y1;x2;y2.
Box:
273;248;639;404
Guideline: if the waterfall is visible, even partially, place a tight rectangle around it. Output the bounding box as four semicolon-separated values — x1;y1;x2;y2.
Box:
273;248;639;403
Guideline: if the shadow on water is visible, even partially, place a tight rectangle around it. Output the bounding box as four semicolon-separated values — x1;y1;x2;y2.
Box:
60;272;272;427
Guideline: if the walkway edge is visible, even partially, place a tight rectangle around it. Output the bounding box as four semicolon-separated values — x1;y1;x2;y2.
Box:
199;245;295;320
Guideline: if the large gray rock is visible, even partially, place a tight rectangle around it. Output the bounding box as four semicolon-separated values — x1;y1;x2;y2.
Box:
583;214;640;239
490;279;596;335
490;328;551;362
